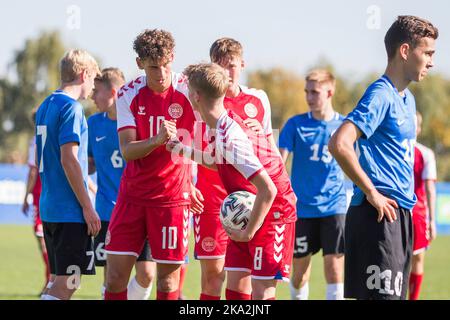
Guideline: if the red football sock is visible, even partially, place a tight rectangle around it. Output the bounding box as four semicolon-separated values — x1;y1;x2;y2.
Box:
105;290;128;300
409;273;424;300
200;293;221;300
157;290;179;300
226;289;251;300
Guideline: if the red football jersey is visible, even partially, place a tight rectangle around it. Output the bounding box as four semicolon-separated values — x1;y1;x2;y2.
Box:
116;73;197;207
224;86;273;137
195;86;273;214
212;110;297;225
413;143;437;217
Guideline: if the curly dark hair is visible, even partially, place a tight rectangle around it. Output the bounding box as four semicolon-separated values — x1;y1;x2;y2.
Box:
133;29;175;62
385;16;439;59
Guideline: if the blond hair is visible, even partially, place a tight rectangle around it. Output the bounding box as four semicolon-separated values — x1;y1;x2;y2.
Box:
184;63;229;99
60;49;101;83
210;38;243;63
95;68;126;90
305;69;336;94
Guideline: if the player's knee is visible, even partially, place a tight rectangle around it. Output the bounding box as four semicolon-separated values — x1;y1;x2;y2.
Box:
106;267;129;290
324;256;343;278
412;253;425;273
157;273;178;292
325;266;342;283
204;269;225;290
205;265;225;281
251;282;276;300
292;270;309;286
136;270;154;287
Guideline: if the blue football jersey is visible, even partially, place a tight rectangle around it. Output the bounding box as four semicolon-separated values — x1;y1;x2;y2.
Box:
345;75;417;210
35;90;88;223
87;112;124;221
279;112;347;218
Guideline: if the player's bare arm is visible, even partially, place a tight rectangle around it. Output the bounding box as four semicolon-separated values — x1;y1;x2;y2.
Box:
279;148;290;164
225;170;277;242
328;120;398;223
166;139;218;171
243;118;263;134
425;179;437;240
61;142;101;236
22;166;38;216
119;120;177;162
87;176;98;195
190;183;204;214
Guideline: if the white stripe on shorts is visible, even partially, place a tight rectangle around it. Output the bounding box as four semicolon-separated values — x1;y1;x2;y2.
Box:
105;250;139;258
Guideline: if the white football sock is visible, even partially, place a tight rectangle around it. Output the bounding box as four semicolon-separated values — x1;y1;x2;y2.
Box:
40;281;55;299
326;283;344;300
290;281;309;300
41;294;60;300
101;285;106;299
127;277;152;300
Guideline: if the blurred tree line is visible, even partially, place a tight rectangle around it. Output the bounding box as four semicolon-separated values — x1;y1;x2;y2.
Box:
1;31;450;180
0;31;96;164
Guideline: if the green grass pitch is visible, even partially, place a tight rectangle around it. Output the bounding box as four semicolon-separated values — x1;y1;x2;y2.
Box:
0;225;449;300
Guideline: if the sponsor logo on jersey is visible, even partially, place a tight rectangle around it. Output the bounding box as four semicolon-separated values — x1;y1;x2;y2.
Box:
168;103;183;119
138;106;146;116
201;237;216;253
244;103;258;118
96;136;106;142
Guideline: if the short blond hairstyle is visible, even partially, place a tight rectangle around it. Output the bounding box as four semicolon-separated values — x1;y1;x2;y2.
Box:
305;69;336;88
95;68;126;90
210;37;243;63
60;49;101;83
184;63;229;99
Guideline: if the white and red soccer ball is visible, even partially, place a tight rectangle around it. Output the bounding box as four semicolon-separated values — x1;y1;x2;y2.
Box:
220;191;256;231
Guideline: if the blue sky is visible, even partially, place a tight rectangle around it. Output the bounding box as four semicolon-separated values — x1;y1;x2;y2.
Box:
0;0;448;82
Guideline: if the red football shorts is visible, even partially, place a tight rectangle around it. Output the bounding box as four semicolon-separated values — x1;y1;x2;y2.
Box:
193;212;228;260
225;220;295;281
106;199;190;264
412;210;429;255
